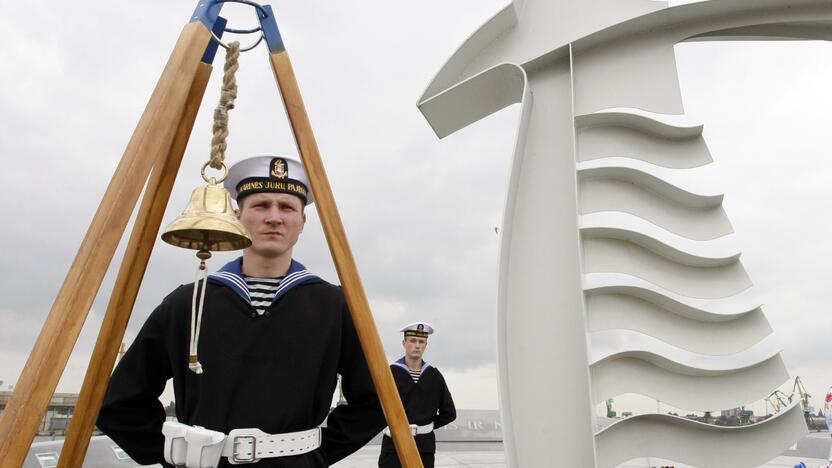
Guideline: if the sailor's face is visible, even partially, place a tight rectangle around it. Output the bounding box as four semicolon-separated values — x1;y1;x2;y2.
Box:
403;336;427;360
238;192;306;259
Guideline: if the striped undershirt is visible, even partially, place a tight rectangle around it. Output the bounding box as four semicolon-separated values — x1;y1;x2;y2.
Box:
408;367;422;383
244;275;284;315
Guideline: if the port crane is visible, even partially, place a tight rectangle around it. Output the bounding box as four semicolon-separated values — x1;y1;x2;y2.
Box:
793;376;822;431
766;390;793;415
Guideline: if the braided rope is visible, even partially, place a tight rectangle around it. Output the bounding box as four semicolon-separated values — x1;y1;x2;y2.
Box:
209;41;241;169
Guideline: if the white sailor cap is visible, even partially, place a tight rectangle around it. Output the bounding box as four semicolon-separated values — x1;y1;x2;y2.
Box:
224;153;314;205
400;322;434;338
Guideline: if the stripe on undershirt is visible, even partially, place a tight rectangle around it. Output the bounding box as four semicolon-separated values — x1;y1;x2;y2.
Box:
244;276;283;315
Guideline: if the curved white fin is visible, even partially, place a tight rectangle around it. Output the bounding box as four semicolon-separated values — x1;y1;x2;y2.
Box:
575;107;703;140
586;294;771;356
580;212;740;267
583;272;760;321
594;402;808;468
577;157;723;208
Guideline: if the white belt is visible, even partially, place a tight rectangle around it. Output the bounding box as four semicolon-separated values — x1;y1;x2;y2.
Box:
382;422;434;437
162;421;321;467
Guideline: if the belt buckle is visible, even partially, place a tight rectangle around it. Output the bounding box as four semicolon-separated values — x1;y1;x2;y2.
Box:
231;435;258;464
409;424;418;436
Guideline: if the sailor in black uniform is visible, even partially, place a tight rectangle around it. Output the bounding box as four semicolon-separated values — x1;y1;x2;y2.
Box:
378;322;456;468
97;154;385;467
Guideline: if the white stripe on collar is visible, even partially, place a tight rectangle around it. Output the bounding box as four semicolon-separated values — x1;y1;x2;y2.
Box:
392;359;430;376
212;271;250;301
274;270;315;298
208;258;320;306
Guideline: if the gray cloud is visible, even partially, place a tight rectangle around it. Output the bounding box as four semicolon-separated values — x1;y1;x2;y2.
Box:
1;1;831;416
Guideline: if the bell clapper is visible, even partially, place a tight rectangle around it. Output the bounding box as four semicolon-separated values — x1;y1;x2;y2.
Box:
197;248;212;265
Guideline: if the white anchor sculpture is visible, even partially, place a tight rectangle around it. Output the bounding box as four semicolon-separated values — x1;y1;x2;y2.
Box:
417;0;829;466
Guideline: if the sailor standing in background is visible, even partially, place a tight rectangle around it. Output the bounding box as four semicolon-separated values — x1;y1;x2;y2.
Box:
378;322;456;468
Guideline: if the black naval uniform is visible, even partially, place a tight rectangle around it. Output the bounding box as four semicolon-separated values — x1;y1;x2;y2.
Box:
97;258;386;467
378;358;456;468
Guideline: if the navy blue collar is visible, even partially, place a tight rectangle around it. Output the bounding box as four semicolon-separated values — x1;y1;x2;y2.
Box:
208;257;320;305
392;357;431;376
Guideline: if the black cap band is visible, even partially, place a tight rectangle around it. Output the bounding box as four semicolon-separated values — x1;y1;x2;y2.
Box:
236;177;308;202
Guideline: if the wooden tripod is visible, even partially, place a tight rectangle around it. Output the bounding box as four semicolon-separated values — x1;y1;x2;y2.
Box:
0;3;423;468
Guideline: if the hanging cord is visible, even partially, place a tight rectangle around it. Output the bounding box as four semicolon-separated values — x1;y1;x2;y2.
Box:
209;41;241;170
187;43;242;374
189;251;211;374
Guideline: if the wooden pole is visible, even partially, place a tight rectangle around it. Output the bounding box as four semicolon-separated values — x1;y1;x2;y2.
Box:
0;22;212;467
57;62;213;468
268;50;424;468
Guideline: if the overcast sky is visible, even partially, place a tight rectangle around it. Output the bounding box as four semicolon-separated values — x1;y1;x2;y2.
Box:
1;0;830;420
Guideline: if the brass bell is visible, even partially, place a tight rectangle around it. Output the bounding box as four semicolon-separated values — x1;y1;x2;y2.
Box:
162;162;251;253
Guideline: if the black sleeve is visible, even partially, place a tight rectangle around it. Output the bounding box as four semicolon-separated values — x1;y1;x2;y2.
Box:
320;302;386;465
433;371;456;429
96;298;175;466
